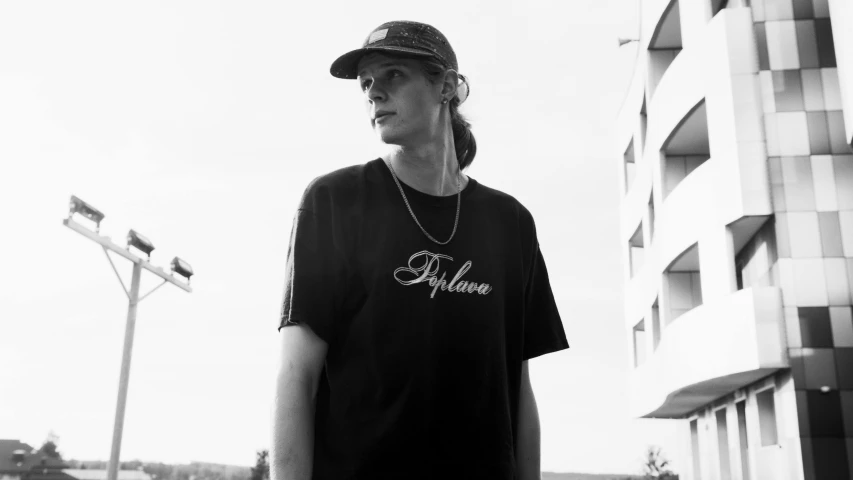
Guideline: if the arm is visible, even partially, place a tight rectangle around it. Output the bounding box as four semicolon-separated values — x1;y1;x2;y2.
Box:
271;323;329;480
515;360;542;480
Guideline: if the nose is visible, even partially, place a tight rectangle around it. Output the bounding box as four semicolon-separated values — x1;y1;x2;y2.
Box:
364;79;386;104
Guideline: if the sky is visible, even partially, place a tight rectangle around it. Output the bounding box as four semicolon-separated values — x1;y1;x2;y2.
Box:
0;0;682;474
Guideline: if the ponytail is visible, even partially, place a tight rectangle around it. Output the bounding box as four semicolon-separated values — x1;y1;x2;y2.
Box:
415;55;478;171
449;99;476;170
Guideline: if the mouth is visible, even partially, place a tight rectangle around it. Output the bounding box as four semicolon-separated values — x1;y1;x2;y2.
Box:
373;112;394;123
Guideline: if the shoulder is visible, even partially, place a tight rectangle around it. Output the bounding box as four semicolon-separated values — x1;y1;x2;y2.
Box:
297;159;380;213
471;179;536;229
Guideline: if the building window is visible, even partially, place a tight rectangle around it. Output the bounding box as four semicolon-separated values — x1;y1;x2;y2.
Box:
662;100;710;199
716;408;732;480
735;259;744;290
736;400;751;480
756;389;778;446
629;222;645;278
624;139;637;194
806;390;845;438
640;97;648;151
633;319;646;367
691;418;702;479
664;243;703;325
652;299;661;351
798;307;833;348
711;0;729;16
648;194;656;243
814;18;837;69
734;217;778;291
648;0;683;98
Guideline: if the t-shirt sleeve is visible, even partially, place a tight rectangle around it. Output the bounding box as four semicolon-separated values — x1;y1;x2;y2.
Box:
522;240;570;361
278;200;348;346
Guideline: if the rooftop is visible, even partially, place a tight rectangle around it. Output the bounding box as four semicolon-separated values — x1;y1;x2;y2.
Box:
0;439;69;473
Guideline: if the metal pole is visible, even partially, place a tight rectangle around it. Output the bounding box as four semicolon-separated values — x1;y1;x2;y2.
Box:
107;262;142;480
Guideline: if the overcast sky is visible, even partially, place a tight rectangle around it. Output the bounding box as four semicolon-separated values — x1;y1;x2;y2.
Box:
0;0;682;475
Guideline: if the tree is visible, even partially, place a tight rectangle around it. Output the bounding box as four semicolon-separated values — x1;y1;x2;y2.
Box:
249;450;269;480
641;445;677;479
39;431;63;460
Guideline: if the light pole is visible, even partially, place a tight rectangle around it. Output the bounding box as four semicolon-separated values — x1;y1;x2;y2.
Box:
63;195;194;480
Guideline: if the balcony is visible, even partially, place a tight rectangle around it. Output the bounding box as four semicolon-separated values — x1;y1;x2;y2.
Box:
642;8;769;218
647;0;683;99
624;139;637;195
663;243;703;327
654;156;715;271
628;221;645;279
661;101;710;199
644;22;702;157
629;286;788;418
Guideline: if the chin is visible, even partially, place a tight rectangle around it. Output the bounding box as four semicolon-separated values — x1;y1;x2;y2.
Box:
376;126;405;145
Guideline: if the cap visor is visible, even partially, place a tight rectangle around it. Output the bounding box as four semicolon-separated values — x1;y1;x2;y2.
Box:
330;46;435;79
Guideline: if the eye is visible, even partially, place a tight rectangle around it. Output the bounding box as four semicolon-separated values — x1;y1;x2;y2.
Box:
387;69;403;79
360;78;372;92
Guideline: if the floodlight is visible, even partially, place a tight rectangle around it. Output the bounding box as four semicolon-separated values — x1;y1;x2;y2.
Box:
170;256;194;282
618;37;639;47
127;229;155;258
68;195;105;231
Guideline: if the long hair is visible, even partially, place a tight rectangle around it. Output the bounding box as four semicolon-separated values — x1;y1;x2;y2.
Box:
418;58;477;171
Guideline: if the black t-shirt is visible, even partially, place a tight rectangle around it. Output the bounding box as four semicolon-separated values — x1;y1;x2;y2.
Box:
279;158;569;479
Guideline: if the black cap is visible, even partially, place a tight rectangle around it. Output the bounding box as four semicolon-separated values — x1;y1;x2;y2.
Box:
330;20;458;79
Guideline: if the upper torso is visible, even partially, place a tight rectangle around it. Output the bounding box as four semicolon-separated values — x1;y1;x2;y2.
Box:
282;158;564;479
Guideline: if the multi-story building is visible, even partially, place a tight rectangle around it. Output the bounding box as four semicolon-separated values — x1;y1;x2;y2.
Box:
616;0;853;478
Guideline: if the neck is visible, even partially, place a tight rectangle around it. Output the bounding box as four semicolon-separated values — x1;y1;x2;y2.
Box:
384;130;468;197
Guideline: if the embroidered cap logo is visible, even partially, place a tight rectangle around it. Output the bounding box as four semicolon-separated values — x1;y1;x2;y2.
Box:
367;29;388;44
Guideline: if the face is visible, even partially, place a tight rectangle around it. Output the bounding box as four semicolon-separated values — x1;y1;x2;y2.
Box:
356;53;443;146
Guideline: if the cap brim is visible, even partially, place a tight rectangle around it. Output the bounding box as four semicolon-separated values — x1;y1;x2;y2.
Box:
330;46;435;79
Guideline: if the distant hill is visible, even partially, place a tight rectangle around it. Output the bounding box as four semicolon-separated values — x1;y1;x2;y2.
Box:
65;460;250;480
543;473;649;480
64;463;654;480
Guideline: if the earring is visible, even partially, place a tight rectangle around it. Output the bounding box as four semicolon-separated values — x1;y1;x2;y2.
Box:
441;98;448;104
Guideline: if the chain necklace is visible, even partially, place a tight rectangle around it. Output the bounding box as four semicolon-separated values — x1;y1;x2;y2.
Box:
385;159;462;245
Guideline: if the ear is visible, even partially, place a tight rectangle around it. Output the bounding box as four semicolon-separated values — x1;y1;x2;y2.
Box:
440;69;460;102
